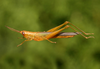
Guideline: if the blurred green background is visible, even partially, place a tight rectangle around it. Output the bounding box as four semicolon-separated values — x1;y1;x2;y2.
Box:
0;0;100;69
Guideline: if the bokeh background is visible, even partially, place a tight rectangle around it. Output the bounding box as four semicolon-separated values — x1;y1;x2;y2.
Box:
0;0;100;69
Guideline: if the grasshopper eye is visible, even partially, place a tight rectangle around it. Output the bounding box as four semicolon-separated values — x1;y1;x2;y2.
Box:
22;32;24;35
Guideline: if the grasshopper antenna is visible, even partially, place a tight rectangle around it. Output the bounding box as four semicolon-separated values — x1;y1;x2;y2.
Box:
5;26;21;33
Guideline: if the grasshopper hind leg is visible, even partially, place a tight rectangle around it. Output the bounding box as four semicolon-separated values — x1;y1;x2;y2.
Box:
66;21;94;39
47;21;69;32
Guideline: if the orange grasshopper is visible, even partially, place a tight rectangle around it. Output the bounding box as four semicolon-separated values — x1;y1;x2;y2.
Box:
6;21;94;47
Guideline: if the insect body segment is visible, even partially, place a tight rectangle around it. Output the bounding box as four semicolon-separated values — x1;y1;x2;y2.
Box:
6;21;94;47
